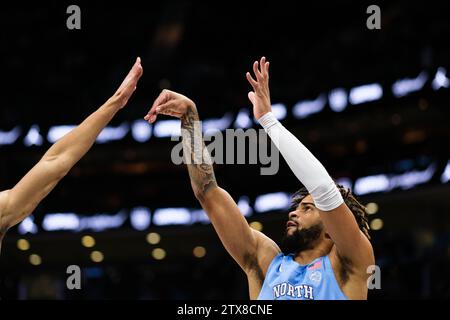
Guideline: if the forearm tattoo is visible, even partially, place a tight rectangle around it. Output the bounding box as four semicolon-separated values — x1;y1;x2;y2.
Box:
181;108;217;198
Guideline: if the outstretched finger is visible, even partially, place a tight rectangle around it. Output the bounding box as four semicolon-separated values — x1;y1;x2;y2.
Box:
260;57;266;75
146;90;170;120
253;60;262;81
144;113;157;123
119;57;143;92
246;72;258;90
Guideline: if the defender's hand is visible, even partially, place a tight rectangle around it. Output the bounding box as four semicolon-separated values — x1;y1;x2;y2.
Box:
110;57;143;109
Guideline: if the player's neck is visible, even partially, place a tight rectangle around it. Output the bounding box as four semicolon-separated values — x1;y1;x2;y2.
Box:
294;243;330;266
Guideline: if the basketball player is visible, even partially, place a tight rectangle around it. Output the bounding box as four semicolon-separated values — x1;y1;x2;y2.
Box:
0;57;143;252
145;57;374;300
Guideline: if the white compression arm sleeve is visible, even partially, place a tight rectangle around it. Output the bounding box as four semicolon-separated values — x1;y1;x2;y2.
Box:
258;112;343;211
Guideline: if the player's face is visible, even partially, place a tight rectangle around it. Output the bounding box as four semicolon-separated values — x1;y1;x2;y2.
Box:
286;194;321;236
281;194;324;254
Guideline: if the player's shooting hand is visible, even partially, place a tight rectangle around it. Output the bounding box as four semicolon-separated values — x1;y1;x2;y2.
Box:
144;89;196;123
246;56;271;120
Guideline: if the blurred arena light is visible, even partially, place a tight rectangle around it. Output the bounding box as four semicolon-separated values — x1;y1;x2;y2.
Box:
18;216;38;234
354;174;391;195
441;161;450;183
146;232;161;245
90;251;104;263
249;221;263;231
78;211;128;232
271;103;287;120
365;202;379;215
349;83;383;105
354;163;436;195
23;125;43;146
193;246;206;258
17;239;30;251
292;94;326;119
370;218;384;231
29;254;42;266
42;213;79;231
234;108;252;129
237;196;253;217
47;125;76;143
328;88;348;112
152;248;166;260
392;71;428;97
390;163;436;190
0;126;21;145
81;235;96;248
131;119;152;142
432;67;449;90
96;123;129;144
42;211;127;232
130;207;152;230
254;192;291;213
153;208;191;226
153;120;181;138
203;113;234;135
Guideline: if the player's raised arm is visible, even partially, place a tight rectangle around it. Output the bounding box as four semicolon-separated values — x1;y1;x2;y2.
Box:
246;57;374;272
0;58;143;234
145;90;280;278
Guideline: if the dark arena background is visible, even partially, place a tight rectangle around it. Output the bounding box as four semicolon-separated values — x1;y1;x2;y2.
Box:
1;1;450;301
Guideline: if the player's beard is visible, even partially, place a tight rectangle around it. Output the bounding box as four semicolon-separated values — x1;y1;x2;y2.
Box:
281;222;324;255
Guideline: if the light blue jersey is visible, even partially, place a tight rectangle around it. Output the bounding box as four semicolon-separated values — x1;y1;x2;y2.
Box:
257;253;348;300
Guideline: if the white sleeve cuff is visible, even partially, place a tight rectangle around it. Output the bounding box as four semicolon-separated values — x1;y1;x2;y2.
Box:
310;180;344;212
257;112;279;131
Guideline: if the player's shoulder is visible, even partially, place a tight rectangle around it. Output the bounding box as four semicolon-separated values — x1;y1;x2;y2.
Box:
329;245;372;285
252;229;281;254
252;230;281;273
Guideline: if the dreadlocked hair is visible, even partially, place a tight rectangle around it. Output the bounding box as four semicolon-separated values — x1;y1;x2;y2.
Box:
291;183;371;240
